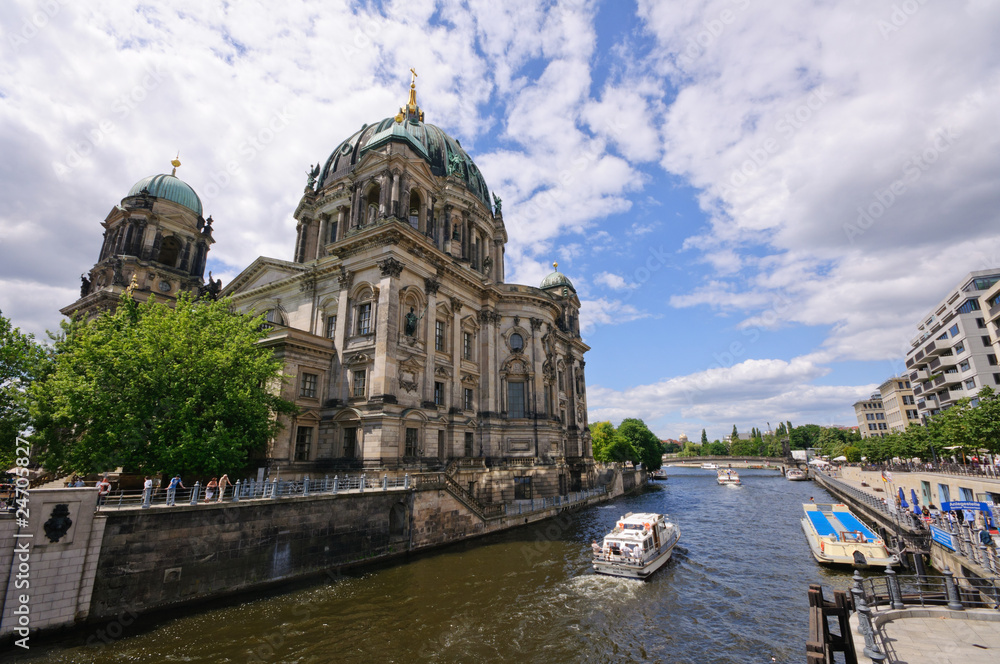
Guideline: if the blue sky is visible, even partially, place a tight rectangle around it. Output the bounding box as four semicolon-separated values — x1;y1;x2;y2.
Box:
3;1;1000;440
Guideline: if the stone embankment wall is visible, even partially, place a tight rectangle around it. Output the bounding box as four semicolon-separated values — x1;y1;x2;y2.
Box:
1;468;645;643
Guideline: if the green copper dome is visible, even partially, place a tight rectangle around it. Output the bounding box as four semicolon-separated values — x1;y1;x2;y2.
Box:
540;263;576;293
317;81;491;207
127;173;203;216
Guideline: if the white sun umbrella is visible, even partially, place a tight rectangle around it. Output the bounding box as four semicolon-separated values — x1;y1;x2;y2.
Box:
832;455;848;462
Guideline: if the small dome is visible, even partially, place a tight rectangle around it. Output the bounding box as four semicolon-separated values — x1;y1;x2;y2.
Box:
127;173;203;216
540;262;576;293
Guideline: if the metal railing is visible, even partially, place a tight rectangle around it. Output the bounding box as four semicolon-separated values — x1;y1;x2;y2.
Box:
96;473;412;510
860;567;1000;611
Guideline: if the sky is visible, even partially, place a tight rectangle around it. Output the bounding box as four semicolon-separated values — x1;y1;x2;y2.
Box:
2;0;1000;441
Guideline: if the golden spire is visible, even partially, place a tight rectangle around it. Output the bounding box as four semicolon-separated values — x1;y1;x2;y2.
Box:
553;261;558;271
170;151;181;176
408;68;418;110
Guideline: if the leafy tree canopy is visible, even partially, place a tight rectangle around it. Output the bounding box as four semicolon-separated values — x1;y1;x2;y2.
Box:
30;293;296;475
1;310;51;468
619;418;663;470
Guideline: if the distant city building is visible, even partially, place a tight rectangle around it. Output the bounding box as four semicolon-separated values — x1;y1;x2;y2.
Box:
853;393;887;438
905;269;1000;419
677;433;689;444
878;376;919;433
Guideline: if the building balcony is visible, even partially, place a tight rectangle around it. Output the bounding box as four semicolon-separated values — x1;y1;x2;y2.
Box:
925;341;949;357
913;383;923;395
988;300;1000;322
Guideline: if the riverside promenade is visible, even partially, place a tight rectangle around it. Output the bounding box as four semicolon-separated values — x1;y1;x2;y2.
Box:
809;467;1000;664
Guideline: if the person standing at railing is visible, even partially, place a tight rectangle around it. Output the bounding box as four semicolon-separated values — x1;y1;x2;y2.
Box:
142;476;153;504
96;474;111;506
166;475;185;506
205;477;218;502
217;474;230;502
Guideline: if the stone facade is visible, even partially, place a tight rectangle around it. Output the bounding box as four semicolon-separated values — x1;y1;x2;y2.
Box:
222;82;593;486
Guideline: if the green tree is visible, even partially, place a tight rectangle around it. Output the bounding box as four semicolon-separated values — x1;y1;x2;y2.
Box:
660;440;681;454
618;418;663;470
30;293;297;475
700;428;708;444
1;310;51;468
790;424;822;449
705;441;728;456
842;445;862;463
731;424;739;441
590;421;635;463
678;442;702;457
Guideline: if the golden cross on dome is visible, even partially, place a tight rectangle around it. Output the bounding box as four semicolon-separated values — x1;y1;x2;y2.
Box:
410;68;418;86
553;262;558;270
171;151;181;176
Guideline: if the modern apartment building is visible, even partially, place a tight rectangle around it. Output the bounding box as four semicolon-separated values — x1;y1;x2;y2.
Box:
905;270;1000;419
853;393;888;438
979;280;1000;377
878;376;920;433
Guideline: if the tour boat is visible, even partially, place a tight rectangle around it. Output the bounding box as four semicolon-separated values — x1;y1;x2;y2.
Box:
651;468;668;480
786;468;808;481
717;468;741;485
700;462;718;470
801;503;899;568
592;512;680;580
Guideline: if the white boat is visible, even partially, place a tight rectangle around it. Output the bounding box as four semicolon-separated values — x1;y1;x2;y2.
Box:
786;468;808;481
801;503;899;568
592;512;680;580
700;462;718;470
651;468;668;480
717;468;741;485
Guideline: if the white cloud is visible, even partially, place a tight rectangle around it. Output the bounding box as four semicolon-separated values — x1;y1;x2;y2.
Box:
588;356;872;433
579;297;649;333
593;272;635;291
635;0;1000;362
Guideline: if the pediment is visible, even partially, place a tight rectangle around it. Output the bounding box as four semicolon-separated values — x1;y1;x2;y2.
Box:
222;257;309;297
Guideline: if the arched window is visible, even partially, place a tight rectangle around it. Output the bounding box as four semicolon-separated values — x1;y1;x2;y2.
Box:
365;183;381;226
408;189;421;230
157;236;182;267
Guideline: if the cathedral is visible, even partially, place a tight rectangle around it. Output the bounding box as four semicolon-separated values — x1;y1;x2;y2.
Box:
63;76;594;495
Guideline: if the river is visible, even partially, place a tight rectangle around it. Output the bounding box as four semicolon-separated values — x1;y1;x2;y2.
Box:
14;467;863;663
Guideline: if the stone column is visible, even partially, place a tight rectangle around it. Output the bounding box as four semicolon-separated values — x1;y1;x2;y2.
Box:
293;222;303;262
423;278;439;404
451;298;463;410
316;216;328;260
334;273;351;402
336;206;346;242
372;257;403;399
379;172;391;218
351;184;363;228
530;320;545;420
179;239;192;271
443;206;452;254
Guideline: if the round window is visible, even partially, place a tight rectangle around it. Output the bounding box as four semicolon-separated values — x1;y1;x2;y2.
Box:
510;333;523;350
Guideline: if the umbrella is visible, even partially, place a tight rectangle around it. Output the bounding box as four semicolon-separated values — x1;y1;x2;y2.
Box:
910;488;922;515
832;455;847;462
898;487;908;508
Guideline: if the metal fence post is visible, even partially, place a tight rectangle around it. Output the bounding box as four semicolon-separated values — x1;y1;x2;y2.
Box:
382;474;387;491
190;482;200;505
943;567;964;610
885;567;904;610
852;571;888;662
271;478;279;499
404;473;409;489
360;473;365;493
232;480;241;502
333;475;339;494
303;477;310;496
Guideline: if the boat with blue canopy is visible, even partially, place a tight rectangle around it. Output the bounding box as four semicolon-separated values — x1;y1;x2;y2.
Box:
801;503;898;568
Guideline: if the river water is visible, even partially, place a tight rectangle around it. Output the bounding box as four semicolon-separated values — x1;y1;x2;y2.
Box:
17;467;863;663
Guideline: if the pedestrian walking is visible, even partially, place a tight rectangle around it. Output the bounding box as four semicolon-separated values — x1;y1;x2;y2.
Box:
96;475;111;506
205;477;218;502
166;475;185;506
217;474;230;502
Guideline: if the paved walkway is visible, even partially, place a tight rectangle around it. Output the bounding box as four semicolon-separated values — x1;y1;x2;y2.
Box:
853;608;1000;664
